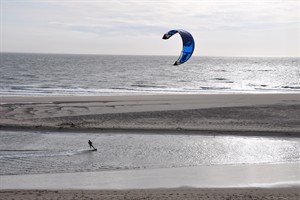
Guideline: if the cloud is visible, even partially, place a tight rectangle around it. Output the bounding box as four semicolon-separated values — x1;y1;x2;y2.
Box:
42;0;300;35
2;0;299;56
6;0;299;33
48;21;166;36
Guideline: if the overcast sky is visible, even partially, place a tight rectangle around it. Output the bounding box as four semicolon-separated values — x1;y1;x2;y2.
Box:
1;0;299;57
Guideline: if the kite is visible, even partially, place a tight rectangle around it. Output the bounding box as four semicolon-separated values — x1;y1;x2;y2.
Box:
162;29;195;65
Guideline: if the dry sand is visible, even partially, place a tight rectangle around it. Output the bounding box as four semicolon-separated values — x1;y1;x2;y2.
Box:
1;188;299;200
2;163;299;190
0;93;299;134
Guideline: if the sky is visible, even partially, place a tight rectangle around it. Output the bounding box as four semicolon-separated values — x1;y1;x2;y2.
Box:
1;0;299;57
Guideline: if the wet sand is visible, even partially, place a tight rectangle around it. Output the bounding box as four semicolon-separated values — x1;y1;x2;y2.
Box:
1;93;299;134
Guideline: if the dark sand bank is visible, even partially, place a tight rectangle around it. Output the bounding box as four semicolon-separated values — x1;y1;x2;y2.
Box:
1;94;299;134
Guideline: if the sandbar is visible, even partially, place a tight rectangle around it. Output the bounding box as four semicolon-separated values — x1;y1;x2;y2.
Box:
1;93;299;134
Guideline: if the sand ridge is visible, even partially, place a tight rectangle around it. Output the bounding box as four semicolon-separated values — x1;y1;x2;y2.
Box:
1;94;299;133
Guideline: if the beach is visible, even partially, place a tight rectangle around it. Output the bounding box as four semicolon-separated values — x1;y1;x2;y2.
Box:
2;0;300;198
1;93;299;133
0;93;299;199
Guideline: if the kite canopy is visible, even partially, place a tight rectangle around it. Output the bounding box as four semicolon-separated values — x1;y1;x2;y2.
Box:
162;29;195;65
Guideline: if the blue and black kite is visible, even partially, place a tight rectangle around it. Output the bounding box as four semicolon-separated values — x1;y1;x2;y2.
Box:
162;29;195;65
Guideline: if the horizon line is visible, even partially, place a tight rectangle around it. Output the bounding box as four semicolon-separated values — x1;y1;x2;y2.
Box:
1;51;299;58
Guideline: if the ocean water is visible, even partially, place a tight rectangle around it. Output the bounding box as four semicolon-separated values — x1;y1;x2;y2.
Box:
0;53;299;96
0;130;299;175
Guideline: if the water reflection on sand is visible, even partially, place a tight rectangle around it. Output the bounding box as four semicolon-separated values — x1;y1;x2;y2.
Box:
0;130;299;175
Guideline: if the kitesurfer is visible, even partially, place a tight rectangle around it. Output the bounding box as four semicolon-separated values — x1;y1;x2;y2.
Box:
88;140;96;150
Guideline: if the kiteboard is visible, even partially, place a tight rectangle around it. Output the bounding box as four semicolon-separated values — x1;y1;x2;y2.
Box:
90;148;97;151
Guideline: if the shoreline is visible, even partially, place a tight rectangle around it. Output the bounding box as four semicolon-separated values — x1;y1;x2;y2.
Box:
1;126;299;138
1;93;299;102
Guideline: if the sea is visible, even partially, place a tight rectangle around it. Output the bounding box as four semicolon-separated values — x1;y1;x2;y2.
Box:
0;52;299;96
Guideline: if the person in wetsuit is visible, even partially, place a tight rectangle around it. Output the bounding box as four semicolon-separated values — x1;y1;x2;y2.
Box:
88;140;96;150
